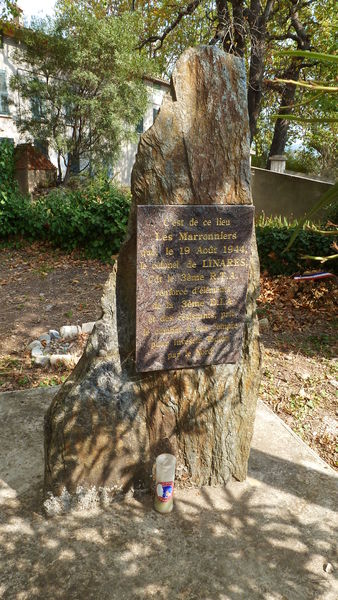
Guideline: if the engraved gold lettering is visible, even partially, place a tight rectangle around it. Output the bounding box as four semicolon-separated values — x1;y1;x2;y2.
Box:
197;245;217;254
148;274;163;284
159;315;175;323
223;244;247;254
192;286;220;295
152;259;179;270
181;272;204;282
202;257;246;268
202;259;226;268
174;336;200;346
209;297;230;307
186;259;197;269
159;328;183;336
196;348;209;357
182;299;204;308
164;218;184;227
155;288;188;297
180;312;214;320
195;326;211;333
141;247;157;258
167;351;180;359
151;341;167;349
155;231;173;242
179;231;237;242
209;270;236;281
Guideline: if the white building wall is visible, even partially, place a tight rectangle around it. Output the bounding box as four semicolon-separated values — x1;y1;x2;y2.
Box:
113;80;169;187
0;34;24;144
0;32;68;176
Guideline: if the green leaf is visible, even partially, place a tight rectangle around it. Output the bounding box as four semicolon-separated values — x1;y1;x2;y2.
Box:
301;253;338;263
305;226;338;235
271;114;338;124
276;50;338;64
273;79;338;92
283;182;338;253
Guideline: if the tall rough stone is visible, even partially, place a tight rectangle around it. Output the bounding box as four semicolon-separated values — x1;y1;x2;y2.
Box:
44;46;262;496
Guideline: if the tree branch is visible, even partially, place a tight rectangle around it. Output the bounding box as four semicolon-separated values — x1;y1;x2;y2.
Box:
137;0;203;51
271;78;338;91
263;0;276;21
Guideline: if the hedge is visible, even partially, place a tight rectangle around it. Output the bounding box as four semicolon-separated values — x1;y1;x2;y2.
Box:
0;177;336;273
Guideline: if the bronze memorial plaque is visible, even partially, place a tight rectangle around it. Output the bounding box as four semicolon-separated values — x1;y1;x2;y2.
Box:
136;205;254;372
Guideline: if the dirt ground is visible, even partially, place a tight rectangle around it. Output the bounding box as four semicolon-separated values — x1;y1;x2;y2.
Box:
0;242;111;353
257;276;337;469
0;242;337;468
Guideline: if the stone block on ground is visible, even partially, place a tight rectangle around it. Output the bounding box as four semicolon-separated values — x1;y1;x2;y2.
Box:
33;355;50;367
31;346;44;358
39;333;51;344
49;354;78;368
59;325;81;339
49;330;60;340
28;340;43;351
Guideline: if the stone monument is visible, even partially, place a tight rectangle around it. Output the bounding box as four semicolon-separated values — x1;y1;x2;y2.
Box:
44;46;262;497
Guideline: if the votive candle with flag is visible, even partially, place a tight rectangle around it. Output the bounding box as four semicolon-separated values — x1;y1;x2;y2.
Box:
154;454;176;514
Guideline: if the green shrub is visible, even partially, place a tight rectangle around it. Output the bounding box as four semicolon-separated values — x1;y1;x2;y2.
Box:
256;215;336;275
1;176;335;272
37;177;131;260
0;140;43;239
0;175;131;261
0;139;16;198
322;198;338;225
0;191;46;239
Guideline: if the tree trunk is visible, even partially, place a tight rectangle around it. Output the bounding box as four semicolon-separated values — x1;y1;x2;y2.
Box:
247;40;266;143
267;63;301;164
246;0;276;143
267;3;311;165
62;156;72;185
57;151;62;184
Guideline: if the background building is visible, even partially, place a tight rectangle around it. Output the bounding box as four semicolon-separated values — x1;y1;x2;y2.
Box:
113;75;169;186
0;20;170;185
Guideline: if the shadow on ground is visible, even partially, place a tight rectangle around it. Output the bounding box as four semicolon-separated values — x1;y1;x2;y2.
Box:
0;389;337;600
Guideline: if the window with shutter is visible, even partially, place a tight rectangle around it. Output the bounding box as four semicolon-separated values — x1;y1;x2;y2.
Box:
31;95;45;120
136;117;143;134
0;70;9;115
30;79;46;120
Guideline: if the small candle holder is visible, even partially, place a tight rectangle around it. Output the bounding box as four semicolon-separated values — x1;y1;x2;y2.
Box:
154;453;176;514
